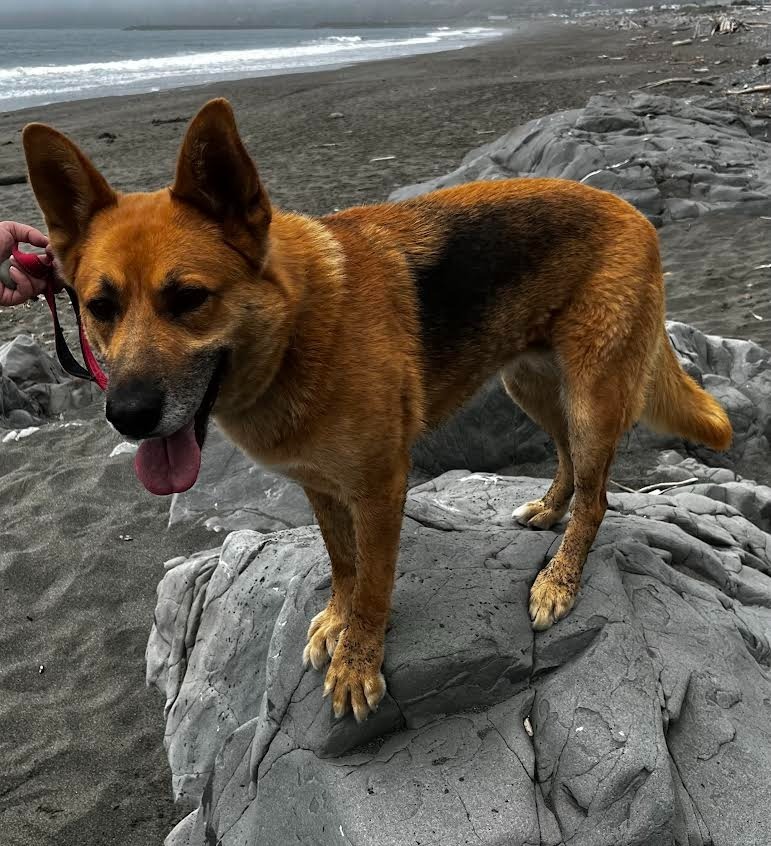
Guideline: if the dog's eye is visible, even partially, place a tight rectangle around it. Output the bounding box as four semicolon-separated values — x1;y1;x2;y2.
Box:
167;287;211;317
87;297;119;322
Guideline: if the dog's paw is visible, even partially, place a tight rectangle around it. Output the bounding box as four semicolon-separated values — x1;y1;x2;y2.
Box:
303;600;348;670
529;567;577;631
512;499;563;530
322;626;386;722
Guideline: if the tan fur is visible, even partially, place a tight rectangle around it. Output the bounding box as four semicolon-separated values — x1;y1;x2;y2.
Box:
22;98;732;726
643;330;733;450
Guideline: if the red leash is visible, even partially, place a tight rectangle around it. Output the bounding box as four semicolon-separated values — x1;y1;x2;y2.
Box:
11;246;108;391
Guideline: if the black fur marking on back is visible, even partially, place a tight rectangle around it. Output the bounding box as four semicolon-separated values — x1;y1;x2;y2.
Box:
404;200;572;369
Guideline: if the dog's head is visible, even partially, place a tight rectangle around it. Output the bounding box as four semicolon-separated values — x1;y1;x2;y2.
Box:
23;98;284;495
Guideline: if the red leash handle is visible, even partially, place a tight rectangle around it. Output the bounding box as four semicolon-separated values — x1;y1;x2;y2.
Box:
11;245;108;391
11;245;51;280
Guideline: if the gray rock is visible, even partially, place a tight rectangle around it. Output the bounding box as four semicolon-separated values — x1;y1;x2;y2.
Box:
389;93;771;227
0;363;41;427
0;334;101;425
648;452;771;534
149;470;771;846
0;333;65;387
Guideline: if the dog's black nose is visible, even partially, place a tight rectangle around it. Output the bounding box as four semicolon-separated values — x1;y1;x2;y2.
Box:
106;379;164;439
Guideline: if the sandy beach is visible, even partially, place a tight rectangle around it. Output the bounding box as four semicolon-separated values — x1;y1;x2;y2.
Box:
1;11;769;845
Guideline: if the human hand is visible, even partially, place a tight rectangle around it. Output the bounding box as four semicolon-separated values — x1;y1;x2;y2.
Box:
0;220;55;306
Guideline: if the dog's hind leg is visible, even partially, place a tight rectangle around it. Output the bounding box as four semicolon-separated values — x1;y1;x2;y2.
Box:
303;489;356;670
502;353;574;530
527;290;656;630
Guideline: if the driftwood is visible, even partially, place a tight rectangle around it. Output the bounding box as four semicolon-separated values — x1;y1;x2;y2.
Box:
641;77;715;89
711;15;749;36
726;84;771;95
609;478;699;495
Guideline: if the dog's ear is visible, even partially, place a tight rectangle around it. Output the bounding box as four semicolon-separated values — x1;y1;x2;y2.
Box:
172;98;271;266
22;123;117;262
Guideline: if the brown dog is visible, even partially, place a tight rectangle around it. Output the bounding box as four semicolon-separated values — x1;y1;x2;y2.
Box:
22;98;731;722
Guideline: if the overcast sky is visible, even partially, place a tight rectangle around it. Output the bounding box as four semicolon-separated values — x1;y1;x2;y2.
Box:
0;0;670;28
0;0;494;28
0;0;716;27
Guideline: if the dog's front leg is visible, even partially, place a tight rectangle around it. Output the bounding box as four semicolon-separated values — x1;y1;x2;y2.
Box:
322;469;407;722
303;489;356;669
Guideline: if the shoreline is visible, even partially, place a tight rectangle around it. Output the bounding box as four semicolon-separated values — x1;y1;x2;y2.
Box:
0;23;513;115
121;21;505;30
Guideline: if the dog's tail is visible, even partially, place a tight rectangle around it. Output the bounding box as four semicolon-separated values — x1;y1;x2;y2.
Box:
642;330;732;451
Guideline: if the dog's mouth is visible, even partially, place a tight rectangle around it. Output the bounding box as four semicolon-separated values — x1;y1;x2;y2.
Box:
133;353;227;497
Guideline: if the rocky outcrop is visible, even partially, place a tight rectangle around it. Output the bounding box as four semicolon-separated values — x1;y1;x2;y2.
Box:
148;470;771;846
389;92;771;226
0;334;101;428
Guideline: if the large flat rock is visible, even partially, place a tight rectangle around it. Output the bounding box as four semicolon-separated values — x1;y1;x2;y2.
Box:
148;470;771;846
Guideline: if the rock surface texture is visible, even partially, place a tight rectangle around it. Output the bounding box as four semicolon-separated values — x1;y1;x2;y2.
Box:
149;471;771;846
0;333;100;429
388;92;771;225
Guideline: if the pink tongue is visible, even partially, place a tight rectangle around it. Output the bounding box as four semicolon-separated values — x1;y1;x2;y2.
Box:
134;422;201;496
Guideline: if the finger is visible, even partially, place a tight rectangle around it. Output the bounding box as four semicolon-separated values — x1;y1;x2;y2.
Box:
0;221;49;249
4;266;40;304
9;265;36;300
11;265;48;297
0;276;28;307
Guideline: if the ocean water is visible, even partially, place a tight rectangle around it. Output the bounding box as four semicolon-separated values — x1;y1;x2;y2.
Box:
0;25;504;111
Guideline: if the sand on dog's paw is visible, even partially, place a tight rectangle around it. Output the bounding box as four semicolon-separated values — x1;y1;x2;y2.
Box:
303;600;348;670
529;567;577;631
322;628;386;722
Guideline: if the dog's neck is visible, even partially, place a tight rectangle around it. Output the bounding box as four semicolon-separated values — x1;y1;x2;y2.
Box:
213;211;347;462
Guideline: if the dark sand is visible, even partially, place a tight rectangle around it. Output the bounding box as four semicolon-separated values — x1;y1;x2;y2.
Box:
0;15;769;846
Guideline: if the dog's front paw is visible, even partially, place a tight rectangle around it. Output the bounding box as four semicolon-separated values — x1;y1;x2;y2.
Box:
322;625;386;722
303;599;348;670
529;565;577;631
